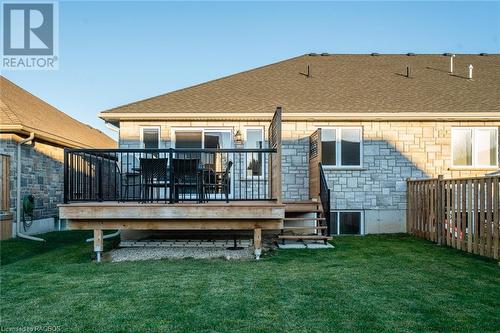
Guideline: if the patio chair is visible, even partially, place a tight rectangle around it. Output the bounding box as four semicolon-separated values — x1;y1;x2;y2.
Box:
202;161;233;203
172;158;200;202
140;158;170;202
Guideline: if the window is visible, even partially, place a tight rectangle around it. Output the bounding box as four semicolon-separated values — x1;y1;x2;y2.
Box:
141;127;160;149
175;131;203;149
452;128;498;167
321;128;362;167
245;128;264;176
172;128;232;170
329;211;364;235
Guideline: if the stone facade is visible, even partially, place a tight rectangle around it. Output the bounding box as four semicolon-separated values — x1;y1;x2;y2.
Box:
0;134;64;226
119;120;500;234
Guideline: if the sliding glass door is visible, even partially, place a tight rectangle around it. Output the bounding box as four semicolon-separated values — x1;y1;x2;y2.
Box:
173;129;233;199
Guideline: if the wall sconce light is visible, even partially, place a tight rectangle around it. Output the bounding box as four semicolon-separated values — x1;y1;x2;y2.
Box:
234;130;243;145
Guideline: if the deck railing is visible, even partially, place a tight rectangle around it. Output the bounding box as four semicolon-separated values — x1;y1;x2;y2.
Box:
63;148;277;203
319;162;331;236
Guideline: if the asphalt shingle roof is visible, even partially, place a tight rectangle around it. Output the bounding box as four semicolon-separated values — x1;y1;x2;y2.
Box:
1;76;116;148
102;54;500;115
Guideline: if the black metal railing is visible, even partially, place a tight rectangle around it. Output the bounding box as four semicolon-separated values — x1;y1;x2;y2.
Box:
63;148;277;203
319;162;331;236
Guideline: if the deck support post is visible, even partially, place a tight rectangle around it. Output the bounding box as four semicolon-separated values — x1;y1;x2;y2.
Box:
253;227;262;260
94;229;103;263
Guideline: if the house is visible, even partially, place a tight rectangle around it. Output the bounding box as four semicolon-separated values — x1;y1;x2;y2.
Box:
0;76;116;240
58;53;500;259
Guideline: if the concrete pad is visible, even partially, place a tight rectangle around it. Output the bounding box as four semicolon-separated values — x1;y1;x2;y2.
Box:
305;242;334;249
277;243;307;249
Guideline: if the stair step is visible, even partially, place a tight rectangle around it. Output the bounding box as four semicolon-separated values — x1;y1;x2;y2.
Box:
278;235;333;240
284;217;325;221
283;226;327;230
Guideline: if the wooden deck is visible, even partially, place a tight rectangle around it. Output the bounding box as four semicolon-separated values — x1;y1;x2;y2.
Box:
59;201;285;261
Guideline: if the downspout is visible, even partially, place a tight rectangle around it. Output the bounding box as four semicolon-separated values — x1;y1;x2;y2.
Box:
15;132;45;242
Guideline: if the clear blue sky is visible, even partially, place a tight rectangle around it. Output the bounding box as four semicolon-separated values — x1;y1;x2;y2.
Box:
2;1;499;140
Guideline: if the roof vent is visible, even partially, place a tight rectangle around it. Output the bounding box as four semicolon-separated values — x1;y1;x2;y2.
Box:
406;52;416;56
449;54;456;73
320;53;329;56
308;53;318;56
479;53;488;56
406;66;412;78
371;52;380;56
468;64;473;80
300;65;312;78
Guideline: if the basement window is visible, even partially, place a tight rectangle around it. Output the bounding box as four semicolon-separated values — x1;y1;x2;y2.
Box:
452;128;498;168
321;127;362;167
329;211;364;235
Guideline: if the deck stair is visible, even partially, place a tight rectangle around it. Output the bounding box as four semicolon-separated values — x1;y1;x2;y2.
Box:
280;200;332;245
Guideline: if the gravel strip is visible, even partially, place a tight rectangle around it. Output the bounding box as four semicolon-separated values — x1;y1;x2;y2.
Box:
108;246;258;262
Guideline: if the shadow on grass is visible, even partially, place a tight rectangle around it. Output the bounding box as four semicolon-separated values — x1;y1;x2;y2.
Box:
0;230;119;266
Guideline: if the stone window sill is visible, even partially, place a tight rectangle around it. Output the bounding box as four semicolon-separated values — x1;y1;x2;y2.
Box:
448;167;499;171
323;166;367;171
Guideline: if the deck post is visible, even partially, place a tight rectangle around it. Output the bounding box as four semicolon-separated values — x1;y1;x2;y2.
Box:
94;229;103;262
253;227;262;260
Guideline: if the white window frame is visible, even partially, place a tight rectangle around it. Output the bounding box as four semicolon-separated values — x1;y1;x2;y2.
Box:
244;127;265;178
319;127;363;169
330;210;365;236
140;126;161;149
170;127;233;149
451;127;499;168
171;127;234;199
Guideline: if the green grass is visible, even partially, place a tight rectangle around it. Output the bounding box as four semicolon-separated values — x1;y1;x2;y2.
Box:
1;232;499;333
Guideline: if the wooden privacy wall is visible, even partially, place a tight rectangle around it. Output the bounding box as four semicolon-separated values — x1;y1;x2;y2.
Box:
0;154;12;240
407;175;500;259
1;154;10;212
268;107;282;202
309;129;322;199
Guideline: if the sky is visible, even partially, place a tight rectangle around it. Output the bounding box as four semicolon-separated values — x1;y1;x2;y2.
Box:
2;1;499;140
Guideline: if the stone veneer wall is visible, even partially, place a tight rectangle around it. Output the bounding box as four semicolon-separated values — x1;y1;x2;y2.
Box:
119;120;500;234
281;120;500;233
0;133;64;224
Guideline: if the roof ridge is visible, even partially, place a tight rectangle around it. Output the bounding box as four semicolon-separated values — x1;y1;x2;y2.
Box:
101;54;306;114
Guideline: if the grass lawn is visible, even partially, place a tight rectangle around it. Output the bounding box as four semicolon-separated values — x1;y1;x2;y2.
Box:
1;232;499;333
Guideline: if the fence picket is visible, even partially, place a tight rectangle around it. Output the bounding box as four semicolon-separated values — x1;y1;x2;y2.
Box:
473;179;480;255
407;175;499;260
467;179;473;253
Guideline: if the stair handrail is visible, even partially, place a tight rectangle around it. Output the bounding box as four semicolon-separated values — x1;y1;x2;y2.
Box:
318;162;331;236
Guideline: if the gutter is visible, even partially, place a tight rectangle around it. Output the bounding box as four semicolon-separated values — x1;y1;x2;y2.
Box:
15;132;45;242
98;111;500;122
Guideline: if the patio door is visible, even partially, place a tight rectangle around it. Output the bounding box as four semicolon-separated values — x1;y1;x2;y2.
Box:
173;129;233;199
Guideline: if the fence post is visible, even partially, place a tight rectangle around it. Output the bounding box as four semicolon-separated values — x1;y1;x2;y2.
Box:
406;178;411;235
436;175;444;245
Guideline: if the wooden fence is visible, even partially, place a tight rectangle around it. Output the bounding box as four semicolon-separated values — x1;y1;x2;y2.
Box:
407;175;500;259
0;154;13;240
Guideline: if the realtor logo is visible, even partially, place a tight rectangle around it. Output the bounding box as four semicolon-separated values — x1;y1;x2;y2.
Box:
2;1;58;70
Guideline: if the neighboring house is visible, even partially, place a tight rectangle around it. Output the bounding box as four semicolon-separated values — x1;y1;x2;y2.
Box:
0;76;116;239
59;54;499;260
